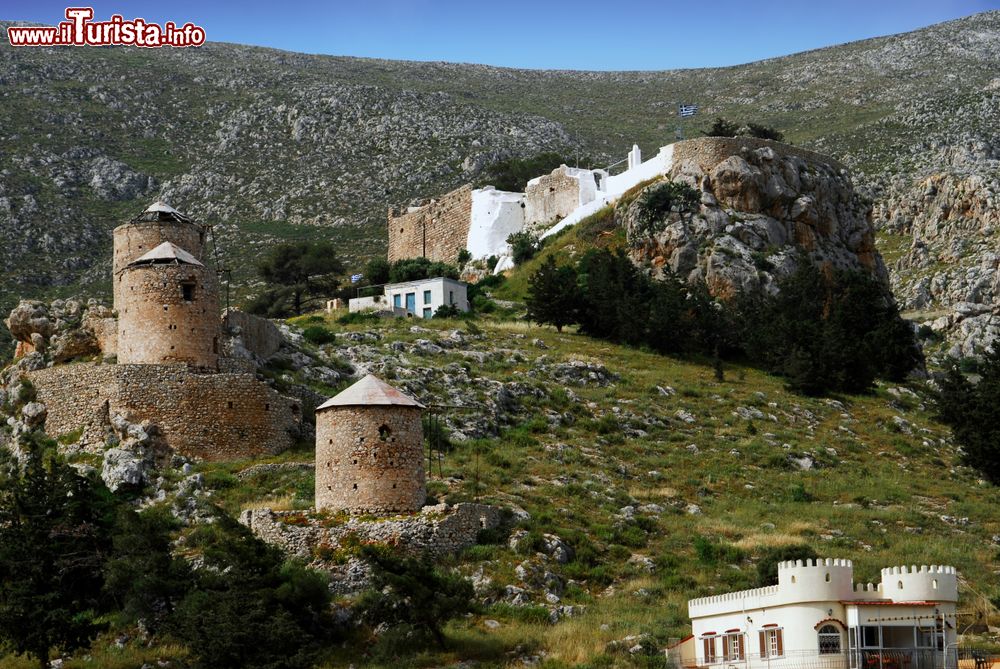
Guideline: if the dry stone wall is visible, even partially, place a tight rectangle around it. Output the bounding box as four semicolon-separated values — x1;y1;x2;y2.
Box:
671;137;845;174
524;166;581;227
117;264;221;369
387;184;472;264
27;362;300;460
240;502;504;563
316;405;425;514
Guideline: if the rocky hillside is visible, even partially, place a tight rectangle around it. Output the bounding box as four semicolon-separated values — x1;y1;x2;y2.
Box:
627;139;886;299
4;304;997;667
0;12;998;352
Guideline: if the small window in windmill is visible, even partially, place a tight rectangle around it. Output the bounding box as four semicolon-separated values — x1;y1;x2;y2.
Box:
181;282;195;301
378;424;392;441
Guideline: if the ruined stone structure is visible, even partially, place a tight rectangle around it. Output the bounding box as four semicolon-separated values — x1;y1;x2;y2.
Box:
117;243;221;369
112;202;207;307
523;165;597;227
315;374;426;514
27;362;301;461
8;201;302;461
388;184;473;264
241;502;504;564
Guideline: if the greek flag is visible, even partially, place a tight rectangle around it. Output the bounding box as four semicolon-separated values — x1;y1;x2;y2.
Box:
679;104;699;118
350;273;363;283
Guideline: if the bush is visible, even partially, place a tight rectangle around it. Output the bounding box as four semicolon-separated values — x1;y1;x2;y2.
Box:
631;180;701;240
166;516;336;669
480;152;569;192
456;248;472;265
387;257;459;283
755;544;818;586
433;303;462;319
302;325;335;345
507;230;540;266
356;545;475;649
704;117;740;137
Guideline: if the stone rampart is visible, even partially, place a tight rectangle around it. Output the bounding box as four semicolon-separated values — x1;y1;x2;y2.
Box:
240;502;504;563
27;362;301;460
222;309;283;361
387;184;473;264
671;137;845;174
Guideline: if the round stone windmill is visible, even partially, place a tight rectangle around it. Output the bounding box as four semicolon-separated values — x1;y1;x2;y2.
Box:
315;374;426;514
115;240;221;368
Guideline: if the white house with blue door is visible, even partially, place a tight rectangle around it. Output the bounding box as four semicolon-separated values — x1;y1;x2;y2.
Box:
672;559;959;669
348;277;469;319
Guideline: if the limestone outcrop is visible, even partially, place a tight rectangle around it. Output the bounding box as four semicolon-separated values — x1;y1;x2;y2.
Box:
872;163;1000;358
625;140;888;300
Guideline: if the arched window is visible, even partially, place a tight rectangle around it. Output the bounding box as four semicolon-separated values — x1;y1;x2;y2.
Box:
818;625;842;655
378;424;392;441
825;572;831;582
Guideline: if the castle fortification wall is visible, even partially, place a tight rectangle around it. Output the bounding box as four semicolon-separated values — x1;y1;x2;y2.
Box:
27;363;300;460
387;184;472;264
671;137;845;174
117;263;221;369
315;405;425;514
222;309;283;361
524;166;585;227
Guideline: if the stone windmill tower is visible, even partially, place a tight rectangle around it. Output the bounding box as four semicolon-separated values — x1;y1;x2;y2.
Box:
315;374;426;514
113;202;220;369
113;202;208;307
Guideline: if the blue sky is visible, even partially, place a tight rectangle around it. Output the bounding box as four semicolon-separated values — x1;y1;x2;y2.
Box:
3;0;998;70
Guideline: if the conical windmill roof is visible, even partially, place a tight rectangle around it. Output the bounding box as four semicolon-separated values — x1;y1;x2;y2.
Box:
128;241;204;267
130;200;194;224
316;374;425;411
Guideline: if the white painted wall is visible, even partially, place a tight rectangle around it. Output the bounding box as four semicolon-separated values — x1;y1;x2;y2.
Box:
383;277;469;319
684;561;959;669
468;187;526;260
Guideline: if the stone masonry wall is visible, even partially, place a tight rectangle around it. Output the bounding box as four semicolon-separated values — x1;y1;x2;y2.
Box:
671;137;846;174
222;309;283;360
112;222;205;306
27;363;301;460
524;166;581;227
315;405;425;514
240;502;504;563
117;263;221;369
387;184;472;264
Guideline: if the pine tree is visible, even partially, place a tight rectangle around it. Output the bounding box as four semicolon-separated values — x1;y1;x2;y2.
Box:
526;255;580;332
935;346;1000;483
356;545;475;649
0;436;116;669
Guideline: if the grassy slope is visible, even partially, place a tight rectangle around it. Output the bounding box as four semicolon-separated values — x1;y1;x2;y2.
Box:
1;311;995;669
211;314;997;667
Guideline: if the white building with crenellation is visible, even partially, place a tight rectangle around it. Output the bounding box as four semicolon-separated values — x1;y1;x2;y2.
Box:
672;559;959;669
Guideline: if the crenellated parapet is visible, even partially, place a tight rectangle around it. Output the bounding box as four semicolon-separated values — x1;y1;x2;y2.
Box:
880;565;958;602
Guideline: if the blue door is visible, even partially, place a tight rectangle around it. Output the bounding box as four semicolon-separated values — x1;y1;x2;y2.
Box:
405;293;416;313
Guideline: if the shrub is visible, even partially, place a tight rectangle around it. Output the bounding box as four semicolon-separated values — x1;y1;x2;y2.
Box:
356;545;475;649
507;230;540;265
433;303;462;319
456;248;472;265
632;180;701;239
481;152;569;192
302;325;335;345
755;544;818;586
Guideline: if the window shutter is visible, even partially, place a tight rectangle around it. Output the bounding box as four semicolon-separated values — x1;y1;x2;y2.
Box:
737;634;745;660
759;631;767;658
776;630;784;656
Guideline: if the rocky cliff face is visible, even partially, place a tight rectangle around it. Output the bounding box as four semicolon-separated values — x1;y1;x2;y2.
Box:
872;139;1000;358
625;140;887;300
